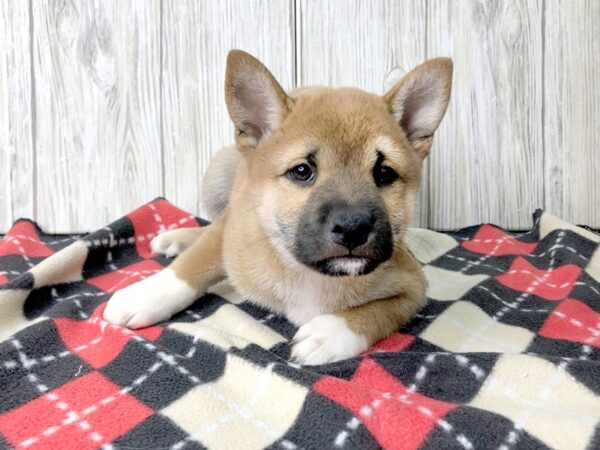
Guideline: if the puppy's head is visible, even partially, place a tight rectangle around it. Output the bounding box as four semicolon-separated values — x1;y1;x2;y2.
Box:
225;50;452;276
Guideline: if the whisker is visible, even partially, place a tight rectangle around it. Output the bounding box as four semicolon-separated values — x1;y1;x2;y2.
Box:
231;203;266;222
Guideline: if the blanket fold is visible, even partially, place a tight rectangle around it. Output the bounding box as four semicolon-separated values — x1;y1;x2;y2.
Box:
0;198;599;450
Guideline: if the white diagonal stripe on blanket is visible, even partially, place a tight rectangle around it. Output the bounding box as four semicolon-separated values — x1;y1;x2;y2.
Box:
2;204;600;449
11;340;108;448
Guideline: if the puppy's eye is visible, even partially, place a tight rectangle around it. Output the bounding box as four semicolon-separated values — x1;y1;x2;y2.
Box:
373;163;399;187
287;163;315;185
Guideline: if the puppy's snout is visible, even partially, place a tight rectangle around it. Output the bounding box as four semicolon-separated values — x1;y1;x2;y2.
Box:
328;209;373;251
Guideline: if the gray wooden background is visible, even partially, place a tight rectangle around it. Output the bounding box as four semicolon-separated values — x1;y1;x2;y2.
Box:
1;0;599;233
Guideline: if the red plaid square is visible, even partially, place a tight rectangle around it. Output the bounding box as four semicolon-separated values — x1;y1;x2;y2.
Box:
54;307;162;369
0;372;153;450
496;257;581;300
86;260;164;293
539;298;600;347
128;199;199;258
315;358;457;450
0;221;54;258
366;333;415;354
461;224;537;256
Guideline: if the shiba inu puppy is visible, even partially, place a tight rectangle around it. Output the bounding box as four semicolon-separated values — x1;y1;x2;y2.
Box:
104;50;452;365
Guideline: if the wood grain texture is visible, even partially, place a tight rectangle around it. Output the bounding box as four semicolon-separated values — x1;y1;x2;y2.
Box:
544;0;600;226
1;1;34;231
2;1;600;232
296;0;429;226
427;0;544;230
162;0;295;217
32;0;162;233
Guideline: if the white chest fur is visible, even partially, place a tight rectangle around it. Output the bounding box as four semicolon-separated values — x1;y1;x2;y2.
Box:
278;272;346;325
228;253;404;327
224;224;405;327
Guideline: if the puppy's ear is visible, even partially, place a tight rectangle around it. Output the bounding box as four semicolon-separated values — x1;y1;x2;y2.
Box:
384;58;453;158
225;50;291;148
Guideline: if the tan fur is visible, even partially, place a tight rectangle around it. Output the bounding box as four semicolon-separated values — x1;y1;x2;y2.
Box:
384;57;453;157
166;50;452;347
169;214;227;292
338;247;426;345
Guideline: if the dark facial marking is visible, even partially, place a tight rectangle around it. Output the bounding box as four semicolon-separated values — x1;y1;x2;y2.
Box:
291;180;393;276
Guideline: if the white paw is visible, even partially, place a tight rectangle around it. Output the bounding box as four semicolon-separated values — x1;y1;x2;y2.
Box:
150;233;186;257
290;314;368;365
103;269;197;329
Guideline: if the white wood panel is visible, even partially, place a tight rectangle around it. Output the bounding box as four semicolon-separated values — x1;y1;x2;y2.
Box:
162;0;295;216
427;0;544;230
1;1;34;232
296;0;428;226
32;0;162;233
544;0;600;227
2;1;599;232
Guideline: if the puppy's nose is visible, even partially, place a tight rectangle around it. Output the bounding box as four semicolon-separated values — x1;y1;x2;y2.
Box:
329;209;373;251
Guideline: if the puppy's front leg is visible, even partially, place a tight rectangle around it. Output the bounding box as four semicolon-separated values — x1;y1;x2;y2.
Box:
291;285;425;366
103;217;226;328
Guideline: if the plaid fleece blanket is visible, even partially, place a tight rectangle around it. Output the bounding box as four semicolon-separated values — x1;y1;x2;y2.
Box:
1;199;599;450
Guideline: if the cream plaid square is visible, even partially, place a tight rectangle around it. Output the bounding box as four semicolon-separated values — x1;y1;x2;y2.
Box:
162;354;307;449
585;246;600;284
169;304;287;350
405;228;458;264
0;289;45;343
423;265;489;301
471;354;600;450
420;301;534;353
540;213;600;242
30;241;88;288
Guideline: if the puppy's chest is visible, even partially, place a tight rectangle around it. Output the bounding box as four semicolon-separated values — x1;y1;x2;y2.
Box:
227;266;342;324
234;267;394;326
224;240;406;326
278;278;341;325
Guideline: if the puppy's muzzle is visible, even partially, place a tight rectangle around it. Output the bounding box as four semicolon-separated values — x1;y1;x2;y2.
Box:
328;207;373;252
291;194;393;277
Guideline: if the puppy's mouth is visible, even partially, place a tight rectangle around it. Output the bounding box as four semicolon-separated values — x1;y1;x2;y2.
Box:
312;255;380;277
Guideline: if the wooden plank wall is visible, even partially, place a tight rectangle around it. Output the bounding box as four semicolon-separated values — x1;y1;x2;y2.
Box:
1;1;34;231
32;0;162;232
544;0;600;228
162;0;294;216
1;0;599;233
